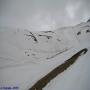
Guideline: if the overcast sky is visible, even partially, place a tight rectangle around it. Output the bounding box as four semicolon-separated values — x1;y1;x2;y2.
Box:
0;0;90;31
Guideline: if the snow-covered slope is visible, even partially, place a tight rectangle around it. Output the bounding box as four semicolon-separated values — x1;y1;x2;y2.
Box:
0;21;90;90
0;26;78;67
44;47;90;90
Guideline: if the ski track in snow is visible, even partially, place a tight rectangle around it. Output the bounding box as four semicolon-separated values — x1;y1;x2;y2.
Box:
29;48;88;90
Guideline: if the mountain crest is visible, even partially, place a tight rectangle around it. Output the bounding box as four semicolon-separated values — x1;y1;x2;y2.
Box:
87;18;90;22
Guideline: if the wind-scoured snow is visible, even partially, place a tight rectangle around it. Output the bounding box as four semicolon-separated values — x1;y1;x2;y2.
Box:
0;21;90;90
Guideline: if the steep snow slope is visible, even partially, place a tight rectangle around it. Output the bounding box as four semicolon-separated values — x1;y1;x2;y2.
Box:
0;26;79;68
0;21;90;90
44;47;90;90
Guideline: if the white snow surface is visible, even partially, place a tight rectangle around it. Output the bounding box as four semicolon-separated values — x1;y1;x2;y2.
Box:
0;21;90;90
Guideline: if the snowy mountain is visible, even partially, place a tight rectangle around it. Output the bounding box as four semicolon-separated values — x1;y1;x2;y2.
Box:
0;21;90;90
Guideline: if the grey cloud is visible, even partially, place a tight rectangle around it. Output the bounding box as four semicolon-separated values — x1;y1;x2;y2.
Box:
0;0;90;31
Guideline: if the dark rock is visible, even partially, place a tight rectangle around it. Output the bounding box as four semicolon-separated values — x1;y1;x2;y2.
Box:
87;18;90;22
86;29;90;33
77;31;81;35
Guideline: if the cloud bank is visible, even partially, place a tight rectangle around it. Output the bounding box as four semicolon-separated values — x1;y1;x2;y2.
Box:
0;0;90;31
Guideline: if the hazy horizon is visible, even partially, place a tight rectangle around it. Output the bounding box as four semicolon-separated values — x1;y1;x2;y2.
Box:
0;0;90;31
